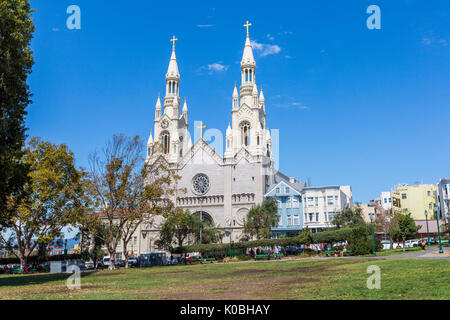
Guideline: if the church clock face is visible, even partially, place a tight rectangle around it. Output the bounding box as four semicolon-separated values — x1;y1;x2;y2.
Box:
161;119;169;129
192;173;210;195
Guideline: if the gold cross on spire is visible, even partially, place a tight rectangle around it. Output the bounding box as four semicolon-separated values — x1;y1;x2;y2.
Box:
170;35;178;50
197;121;207;139
244;21;252;35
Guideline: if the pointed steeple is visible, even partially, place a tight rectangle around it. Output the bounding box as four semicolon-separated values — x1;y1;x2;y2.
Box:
188;136;193;149
259;86;265;102
183;97;188;110
166;36;180;79
147;131;154;145
241;21;256;67
226;122;232;136
155;95;162;120
232;83;239;98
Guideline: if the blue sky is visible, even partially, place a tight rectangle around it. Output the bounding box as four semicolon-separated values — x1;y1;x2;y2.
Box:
27;0;450;204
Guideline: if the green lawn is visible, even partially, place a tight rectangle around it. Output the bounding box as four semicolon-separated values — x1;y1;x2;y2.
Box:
0;258;448;300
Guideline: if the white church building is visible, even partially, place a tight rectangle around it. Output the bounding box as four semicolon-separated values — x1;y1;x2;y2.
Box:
121;23;295;256
106;24;352;259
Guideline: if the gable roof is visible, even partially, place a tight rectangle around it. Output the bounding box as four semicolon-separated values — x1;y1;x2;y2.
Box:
265;179;305;197
178;137;224;169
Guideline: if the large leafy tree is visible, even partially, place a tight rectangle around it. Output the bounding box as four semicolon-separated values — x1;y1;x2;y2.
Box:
85;135;179;269
0;138;86;267
243;197;279;240
390;212;420;251
0;0;35;226
155;209;195;252
332;205;366;229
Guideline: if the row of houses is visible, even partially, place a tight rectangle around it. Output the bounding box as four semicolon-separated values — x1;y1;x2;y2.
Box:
267;177;450;240
358;178;449;241
362;179;449;223
265;178;353;238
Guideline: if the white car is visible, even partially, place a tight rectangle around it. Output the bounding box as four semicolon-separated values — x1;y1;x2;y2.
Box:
380;241;391;250
392;242;404;249
404;239;420;248
102;256;110;266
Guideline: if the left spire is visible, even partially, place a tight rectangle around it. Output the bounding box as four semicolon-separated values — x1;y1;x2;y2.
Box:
166;36;180;79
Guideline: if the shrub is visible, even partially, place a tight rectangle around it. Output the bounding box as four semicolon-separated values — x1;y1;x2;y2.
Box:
349;238;382;255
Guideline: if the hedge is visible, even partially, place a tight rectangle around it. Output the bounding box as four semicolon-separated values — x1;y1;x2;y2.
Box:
0;254;82;265
171;227;368;255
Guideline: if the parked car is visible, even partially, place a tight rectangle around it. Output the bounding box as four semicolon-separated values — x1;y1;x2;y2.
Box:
429;237;436;244
404;239;420;248
380;240;391;250
116;259;125;267
393;242;404;249
127;257;138;267
285;246;303;255
102;256;111;267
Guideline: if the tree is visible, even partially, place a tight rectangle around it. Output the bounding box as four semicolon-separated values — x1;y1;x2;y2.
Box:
332;205;366;229
155;209;195;252
0;0;35;227
390;212;420;251
191;212;224;245
0;138;86;268
374;209;394;247
243;197;279;240
86;135;179;269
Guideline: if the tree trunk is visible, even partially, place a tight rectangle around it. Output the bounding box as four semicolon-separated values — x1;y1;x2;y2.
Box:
19;253;27;270
108;248;116;270
123;240;129;268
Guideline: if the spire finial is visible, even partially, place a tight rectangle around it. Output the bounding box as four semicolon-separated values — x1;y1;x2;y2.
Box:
244;21;252;37
170;35;178;51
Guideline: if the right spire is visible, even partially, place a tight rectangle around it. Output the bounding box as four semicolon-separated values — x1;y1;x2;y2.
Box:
241;21;256;67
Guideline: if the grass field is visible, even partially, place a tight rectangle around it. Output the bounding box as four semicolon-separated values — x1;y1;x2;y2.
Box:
0;258;449;300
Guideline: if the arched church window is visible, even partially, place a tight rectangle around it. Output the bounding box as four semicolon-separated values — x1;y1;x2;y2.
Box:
240;121;251;146
161;132;170;154
257;135;260;146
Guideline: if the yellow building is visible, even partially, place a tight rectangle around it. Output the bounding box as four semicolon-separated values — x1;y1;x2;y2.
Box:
391;184;438;220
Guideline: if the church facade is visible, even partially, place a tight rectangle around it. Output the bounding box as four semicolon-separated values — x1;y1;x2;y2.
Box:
142;24;288;246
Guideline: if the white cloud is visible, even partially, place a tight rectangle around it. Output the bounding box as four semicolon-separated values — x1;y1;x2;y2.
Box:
197;24;215;28
421;37;448;47
277;30;293;36
198;62;229;74
272;96;309;110
266;33;275;41
207;63;228;72
52;27;60;32
250;40;281;57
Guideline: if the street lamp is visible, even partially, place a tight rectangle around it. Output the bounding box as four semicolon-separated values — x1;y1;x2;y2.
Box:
226;228;233;259
369;213;376;256
434;204;444;254
424;210;431;246
199;196;205;244
64;239;68;261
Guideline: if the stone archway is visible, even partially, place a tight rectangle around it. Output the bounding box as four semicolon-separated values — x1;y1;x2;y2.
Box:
193;211;214;226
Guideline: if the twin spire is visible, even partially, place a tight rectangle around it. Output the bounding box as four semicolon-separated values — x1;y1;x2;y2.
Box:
241;21;256;67
166;36;180;78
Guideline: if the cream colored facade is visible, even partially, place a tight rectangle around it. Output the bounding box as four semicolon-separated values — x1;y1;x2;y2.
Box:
301;186;353;232
391;184;438;220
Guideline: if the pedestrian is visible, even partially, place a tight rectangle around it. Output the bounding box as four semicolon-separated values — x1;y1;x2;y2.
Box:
274;245;280;259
